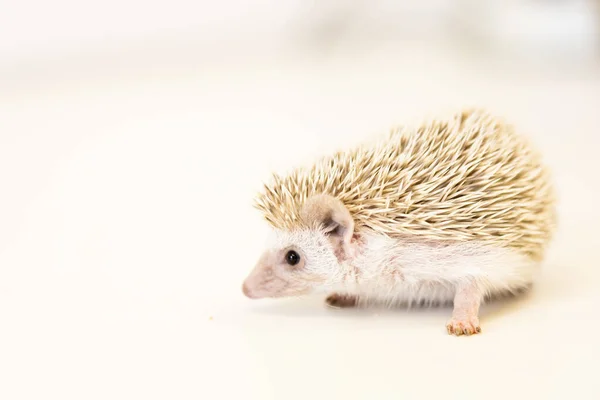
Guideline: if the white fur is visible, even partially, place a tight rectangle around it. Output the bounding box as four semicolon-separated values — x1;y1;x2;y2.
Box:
268;228;343;281
344;233;538;307
271;229;538;307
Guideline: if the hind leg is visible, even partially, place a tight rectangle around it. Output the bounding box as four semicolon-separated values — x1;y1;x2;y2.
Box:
446;281;483;336
325;293;358;308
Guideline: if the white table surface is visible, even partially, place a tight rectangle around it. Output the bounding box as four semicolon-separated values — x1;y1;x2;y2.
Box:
1;41;599;399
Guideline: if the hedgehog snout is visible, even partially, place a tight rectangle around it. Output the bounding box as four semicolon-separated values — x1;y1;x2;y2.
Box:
242;267;265;299
242;252;283;299
242;281;258;299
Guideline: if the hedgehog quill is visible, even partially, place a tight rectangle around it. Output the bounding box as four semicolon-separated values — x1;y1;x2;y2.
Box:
242;109;556;336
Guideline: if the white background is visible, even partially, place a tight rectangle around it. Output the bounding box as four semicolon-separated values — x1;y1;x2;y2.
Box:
1;1;600;399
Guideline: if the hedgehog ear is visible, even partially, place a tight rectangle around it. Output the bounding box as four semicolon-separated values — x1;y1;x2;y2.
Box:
300;194;354;255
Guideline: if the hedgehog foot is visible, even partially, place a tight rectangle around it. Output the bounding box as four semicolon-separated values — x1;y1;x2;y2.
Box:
446;316;481;336
325;293;358;308
446;282;483;336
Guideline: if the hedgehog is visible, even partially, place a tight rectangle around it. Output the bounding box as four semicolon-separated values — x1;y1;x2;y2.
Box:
241;108;556;336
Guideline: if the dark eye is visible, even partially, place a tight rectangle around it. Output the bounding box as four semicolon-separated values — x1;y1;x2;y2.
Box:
285;250;300;266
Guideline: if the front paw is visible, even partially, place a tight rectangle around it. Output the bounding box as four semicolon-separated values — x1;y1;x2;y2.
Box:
446;317;481;336
325;293;358;308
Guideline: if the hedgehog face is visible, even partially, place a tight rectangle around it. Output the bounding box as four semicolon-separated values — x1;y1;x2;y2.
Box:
241;229;342;299
242;194;355;300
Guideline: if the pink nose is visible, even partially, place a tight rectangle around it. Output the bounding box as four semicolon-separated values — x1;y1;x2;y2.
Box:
242;282;256;299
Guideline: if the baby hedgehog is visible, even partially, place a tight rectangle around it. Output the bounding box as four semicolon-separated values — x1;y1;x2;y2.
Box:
242;108;556;336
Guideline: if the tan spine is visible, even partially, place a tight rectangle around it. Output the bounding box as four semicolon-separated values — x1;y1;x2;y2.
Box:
254;109;557;261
